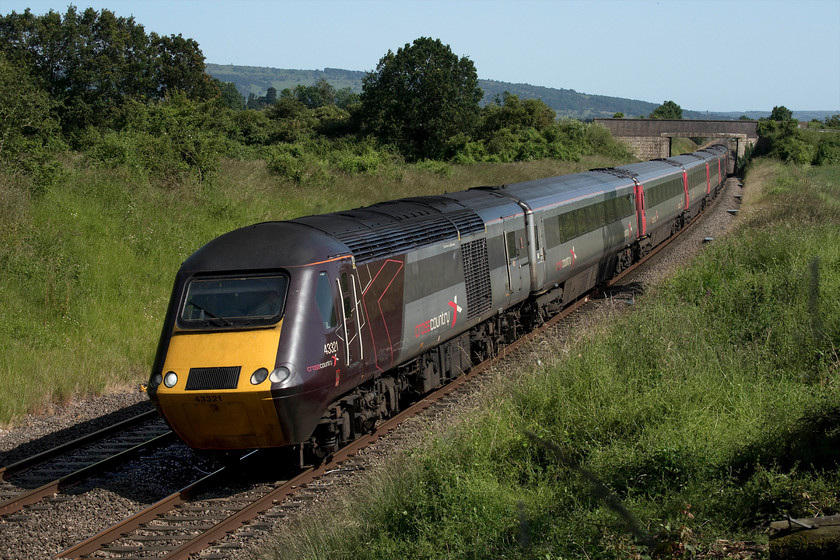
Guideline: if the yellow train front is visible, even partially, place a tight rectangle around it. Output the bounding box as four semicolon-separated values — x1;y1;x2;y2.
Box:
147;221;353;450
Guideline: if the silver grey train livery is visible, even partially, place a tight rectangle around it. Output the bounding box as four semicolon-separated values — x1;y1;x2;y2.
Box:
147;145;729;461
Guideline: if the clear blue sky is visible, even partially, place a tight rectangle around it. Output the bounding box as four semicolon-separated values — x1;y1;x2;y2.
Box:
3;0;839;112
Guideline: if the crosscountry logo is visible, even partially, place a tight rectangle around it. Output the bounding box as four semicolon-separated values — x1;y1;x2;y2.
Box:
415;295;462;338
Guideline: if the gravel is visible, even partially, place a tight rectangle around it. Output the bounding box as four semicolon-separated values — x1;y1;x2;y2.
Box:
0;177;743;560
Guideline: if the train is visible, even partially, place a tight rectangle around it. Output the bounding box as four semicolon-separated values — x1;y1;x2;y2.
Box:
146;144;729;462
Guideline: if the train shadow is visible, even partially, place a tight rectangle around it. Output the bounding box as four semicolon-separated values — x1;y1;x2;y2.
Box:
0;400;154;467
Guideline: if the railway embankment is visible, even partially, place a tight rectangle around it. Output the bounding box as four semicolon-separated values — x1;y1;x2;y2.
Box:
257;160;840;559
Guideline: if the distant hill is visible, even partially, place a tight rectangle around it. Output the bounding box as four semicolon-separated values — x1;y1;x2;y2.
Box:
205;64;835;122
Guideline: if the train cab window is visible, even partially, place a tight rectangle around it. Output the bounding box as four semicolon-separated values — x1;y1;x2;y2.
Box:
316;272;337;329
179;274;288;328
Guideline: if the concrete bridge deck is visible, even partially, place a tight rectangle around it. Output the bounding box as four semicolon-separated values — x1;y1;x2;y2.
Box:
593;118;758;164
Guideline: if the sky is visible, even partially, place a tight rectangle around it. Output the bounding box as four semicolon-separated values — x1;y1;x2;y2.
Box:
2;0;839;113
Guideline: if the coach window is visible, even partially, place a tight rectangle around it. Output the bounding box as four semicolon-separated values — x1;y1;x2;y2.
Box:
315;272;337;329
506;231;519;260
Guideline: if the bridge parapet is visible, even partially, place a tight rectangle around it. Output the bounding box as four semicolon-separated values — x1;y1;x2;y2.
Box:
594;118;758;161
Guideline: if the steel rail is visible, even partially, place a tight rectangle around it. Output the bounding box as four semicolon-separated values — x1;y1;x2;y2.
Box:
53;461;233;559
0;409;159;482
0;430;175;518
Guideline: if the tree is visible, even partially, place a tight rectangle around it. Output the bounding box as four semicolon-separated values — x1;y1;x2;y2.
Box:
769;105;794;122
480;92;555;134
0;7;215;132
824;114;840;129
0;52;60;161
151;32;215;101
360;37;482;160
213;79;244;110
649;100;683;120
613;112;625;119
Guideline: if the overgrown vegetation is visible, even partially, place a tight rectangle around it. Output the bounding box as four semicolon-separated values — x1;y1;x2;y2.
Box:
0;151;630;424
748;105;840;167
256;162;840;559
0;8;638;423
3;8;840;556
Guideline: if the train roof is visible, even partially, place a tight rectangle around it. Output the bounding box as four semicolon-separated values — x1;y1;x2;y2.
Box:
664;153;711;170
478;170;636;214
292;195;495;264
616;159;686;183
181;221;349;273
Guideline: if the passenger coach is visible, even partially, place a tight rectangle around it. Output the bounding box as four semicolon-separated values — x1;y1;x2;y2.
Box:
147;145;728;461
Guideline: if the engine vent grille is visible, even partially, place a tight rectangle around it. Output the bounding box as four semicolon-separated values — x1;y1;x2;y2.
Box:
462;238;492;319
186;366;241;390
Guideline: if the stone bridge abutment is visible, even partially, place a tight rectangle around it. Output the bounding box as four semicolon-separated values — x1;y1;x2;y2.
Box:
593;118;759;167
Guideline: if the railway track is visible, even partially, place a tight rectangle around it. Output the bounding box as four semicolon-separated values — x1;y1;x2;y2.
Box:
54;304;589;560
0;411;174;519
2;175;737;560
50;184;721;559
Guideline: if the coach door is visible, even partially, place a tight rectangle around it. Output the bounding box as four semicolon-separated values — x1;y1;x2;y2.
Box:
503;217;529;302
634;180;647;237
337;269;364;367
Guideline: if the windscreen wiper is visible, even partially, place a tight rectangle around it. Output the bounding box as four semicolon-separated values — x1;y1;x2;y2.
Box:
186;299;232;327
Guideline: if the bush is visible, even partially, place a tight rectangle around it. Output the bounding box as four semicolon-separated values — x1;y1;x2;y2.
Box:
338;148;384;175
411;159;453;176
265;144;332;185
814;133;840;165
82;96;227;184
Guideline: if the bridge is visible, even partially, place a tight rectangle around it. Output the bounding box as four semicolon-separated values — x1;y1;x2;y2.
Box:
593;118;758;165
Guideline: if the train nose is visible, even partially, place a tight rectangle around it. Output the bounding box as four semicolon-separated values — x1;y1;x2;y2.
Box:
153;326;289;449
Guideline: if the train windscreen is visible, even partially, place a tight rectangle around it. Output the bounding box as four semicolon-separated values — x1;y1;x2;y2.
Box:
178;274;288;328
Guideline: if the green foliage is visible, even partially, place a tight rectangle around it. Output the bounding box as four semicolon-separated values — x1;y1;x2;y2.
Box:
449;96;635;165
360;37;482;161
814;133;840;166
213;78;245;110
0;52;65;193
81;95;228;184
0;6;215;133
265;143;332;185
770;105;794;122
281;77;359;110
824;115;840;129
753;119;828;165
649;100;683;120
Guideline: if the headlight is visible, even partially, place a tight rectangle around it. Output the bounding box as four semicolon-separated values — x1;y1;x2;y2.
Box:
269;366;292;384
164;371;178;388
250;367;269;385
149;373;162;388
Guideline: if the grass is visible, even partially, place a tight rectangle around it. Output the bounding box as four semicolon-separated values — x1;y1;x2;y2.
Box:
254;159;840;559
0;154;628;426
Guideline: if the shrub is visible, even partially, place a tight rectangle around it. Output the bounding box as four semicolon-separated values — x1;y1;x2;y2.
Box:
338;148;383;175
411;159;453;176
265;144;333;185
814;133;840;165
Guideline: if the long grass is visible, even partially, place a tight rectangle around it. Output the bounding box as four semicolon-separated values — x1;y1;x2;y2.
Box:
255;159;840;559
0;154;625;426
